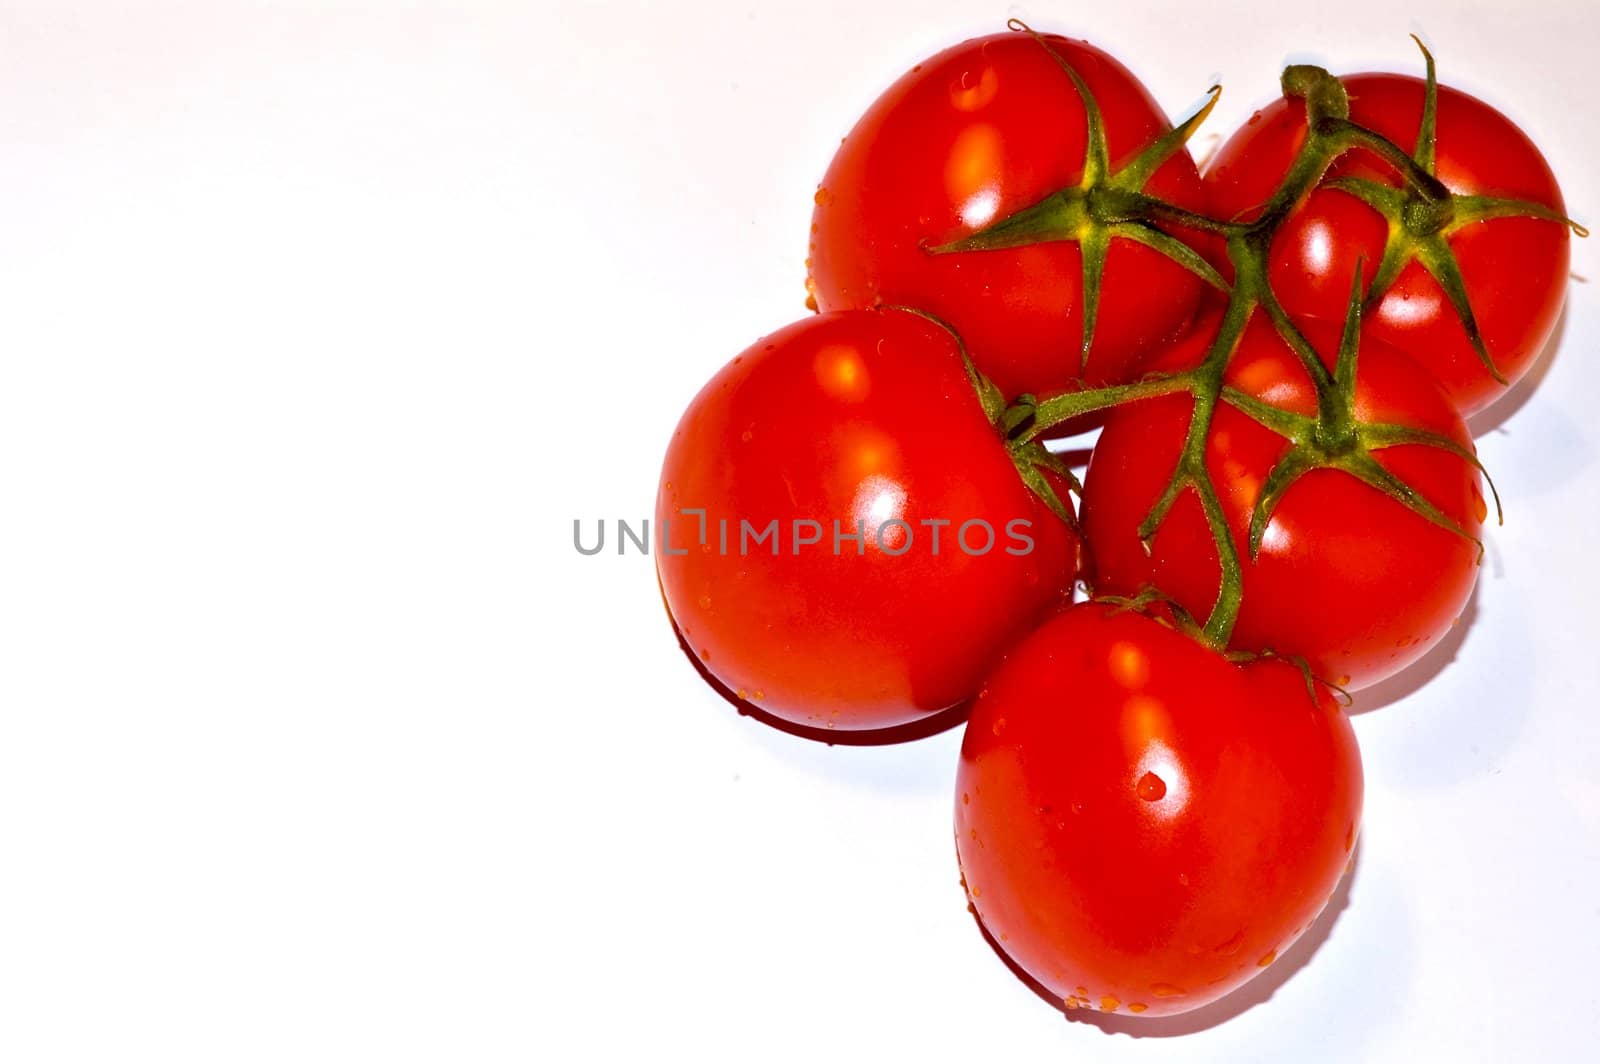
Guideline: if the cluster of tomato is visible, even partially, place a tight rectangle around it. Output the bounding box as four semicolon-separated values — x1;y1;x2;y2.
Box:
655;23;1577;1020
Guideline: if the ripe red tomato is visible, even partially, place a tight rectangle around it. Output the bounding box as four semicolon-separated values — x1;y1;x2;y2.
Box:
809;31;1208;403
956;602;1361;1017
1079;311;1487;690
1205;73;1572;416
656;309;1080;732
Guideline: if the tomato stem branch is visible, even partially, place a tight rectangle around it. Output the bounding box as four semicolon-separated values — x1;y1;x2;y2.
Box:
933;28;1550;651
999;47;1519;647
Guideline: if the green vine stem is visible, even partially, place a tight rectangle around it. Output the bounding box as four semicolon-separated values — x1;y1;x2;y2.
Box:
947;28;1561;648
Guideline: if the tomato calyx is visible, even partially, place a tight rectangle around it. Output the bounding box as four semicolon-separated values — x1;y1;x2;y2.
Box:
1316;38;1589;383
924;20;1227;371
1091;589;1347;706
1219;271;1503;561
1095;586;1211;642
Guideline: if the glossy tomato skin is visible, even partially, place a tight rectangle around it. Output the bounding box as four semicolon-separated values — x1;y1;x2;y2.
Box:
656;309;1079;732
1205;74;1570;416
956;603;1361;1017
1080;312;1486;690
809;32;1207;403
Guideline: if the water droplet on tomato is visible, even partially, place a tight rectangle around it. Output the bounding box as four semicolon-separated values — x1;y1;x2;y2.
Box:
814;187;833;207
1151;983;1186;998
1137;771;1167;801
1099;995;1119;1013
992;717;1008;736
1258;949;1277;967
1128;1002;1148;1014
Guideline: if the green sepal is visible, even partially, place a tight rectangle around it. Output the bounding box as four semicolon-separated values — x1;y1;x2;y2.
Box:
1412;236;1505;384
1451;194;1589;235
1411;34;1439;174
1330;263;1365;401
1219;387;1315;441
1004;19;1110;185
1112;221;1229;292
1246;449;1316;559
1331;450;1482;557
1076;225;1112;371
928;189;1086;255
1322;177;1413;304
1116;85;1221;191
1360;422;1503;525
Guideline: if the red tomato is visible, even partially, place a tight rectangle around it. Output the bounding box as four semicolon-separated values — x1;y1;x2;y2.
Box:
809;31;1207;403
1079;311;1487;690
956;602;1362;1017
656;310;1079;732
1205;73;1572;416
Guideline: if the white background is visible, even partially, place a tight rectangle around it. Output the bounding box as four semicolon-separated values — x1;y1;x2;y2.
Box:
1;1;1596;1060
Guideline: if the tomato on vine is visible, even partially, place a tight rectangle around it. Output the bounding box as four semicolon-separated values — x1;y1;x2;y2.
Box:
1204;42;1582;416
808;25;1219;405
956;602;1362;1017
1079;304;1491;691
656;309;1079;733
